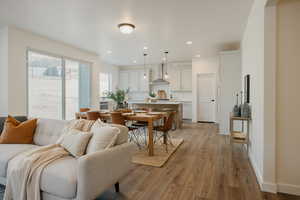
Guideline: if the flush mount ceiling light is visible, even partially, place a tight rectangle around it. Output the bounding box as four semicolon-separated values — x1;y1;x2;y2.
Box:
143;46;148;50
186;41;193;45
118;23;135;34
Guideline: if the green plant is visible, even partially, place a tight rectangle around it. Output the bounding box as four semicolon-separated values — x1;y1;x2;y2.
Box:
149;91;156;98
106;88;129;105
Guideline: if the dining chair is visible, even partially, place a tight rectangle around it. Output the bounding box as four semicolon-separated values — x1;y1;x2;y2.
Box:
86;111;100;120
110;112;145;149
80;108;90;112
154;112;176;152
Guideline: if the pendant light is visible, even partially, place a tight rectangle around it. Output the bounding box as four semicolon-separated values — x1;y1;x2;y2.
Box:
164;51;169;79
143;53;147;79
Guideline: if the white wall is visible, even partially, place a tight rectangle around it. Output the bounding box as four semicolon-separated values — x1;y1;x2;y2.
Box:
0;27;8;116
218;51;242;134
276;0;300;194
241;0;267;190
242;0;300;195
192;56;219;122
3;26;100;115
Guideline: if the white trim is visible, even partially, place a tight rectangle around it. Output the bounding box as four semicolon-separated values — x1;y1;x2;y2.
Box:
278;183;300;196
261;182;277;194
248;150;263;187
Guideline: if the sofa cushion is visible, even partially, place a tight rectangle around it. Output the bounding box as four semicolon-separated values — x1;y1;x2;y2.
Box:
0;144;38;177
40;156;77;199
0;116;28;134
34;119;68;146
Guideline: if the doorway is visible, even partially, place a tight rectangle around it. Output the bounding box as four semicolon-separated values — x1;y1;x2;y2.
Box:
197;73;217;122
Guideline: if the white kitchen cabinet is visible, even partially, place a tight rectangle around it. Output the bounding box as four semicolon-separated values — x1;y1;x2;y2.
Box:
183;102;192;119
119;69;149;92
128;71;139;92
169;70;181;90
119;71;129;90
169;64;192;91
181;69;192;90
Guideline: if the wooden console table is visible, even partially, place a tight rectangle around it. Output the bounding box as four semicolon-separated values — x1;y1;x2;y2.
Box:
229;116;251;154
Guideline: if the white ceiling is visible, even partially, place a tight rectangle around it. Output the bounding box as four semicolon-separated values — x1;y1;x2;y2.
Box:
0;0;253;66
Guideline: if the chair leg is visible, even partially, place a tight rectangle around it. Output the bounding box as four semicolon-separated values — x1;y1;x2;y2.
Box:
115;182;120;193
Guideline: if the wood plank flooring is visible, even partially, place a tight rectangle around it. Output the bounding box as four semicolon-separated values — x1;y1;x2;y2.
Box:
97;123;300;200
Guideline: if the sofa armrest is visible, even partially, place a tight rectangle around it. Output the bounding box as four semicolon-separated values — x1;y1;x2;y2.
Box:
77;142;135;200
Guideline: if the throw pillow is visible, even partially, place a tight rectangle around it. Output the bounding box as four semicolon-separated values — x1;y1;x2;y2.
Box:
56;119;95;144
86;122;120;154
94;119;129;145
0;115;37;144
60;129;92;157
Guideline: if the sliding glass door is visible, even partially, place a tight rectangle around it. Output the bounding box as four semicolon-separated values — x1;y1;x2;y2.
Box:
27;50;91;120
28;51;63;119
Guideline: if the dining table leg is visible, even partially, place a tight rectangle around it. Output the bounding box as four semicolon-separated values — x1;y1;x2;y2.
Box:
148;118;154;156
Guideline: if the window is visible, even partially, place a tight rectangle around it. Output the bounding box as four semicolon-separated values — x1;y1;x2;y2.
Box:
27;51;91;120
99;73;112;97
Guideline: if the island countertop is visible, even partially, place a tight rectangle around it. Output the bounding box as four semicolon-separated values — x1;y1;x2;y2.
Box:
128;101;183;105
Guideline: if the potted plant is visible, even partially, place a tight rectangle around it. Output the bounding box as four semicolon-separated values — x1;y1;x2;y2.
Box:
106;88;129;109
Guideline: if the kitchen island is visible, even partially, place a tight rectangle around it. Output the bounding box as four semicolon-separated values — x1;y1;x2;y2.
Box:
129;101;183;128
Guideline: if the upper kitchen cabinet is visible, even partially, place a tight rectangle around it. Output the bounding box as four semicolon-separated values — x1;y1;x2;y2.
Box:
181;69;192;90
169;70;181;90
119;69;149;92
119;71;129;91
168;62;192;91
128;70;139;92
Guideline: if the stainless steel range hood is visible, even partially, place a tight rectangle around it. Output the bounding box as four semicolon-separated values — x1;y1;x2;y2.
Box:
151;63;170;85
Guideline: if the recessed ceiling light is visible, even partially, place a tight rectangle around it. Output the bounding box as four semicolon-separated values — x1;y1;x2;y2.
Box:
118;23;135;34
133;60;137;63
186;41;193;45
195;54;201;58
107;50;112;54
143;46;148;50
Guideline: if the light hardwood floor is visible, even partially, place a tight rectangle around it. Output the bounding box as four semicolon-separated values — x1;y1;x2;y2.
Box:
98;123;300;200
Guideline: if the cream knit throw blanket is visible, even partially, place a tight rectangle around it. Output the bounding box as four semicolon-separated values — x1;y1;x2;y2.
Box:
4;144;69;200
3;119;95;200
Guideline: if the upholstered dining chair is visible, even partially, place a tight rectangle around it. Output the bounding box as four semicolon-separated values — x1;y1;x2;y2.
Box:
86;111;100;120
154;112;176;152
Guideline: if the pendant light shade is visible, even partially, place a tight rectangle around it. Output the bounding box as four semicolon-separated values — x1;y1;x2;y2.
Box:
143;53;147;79
164;51;169;79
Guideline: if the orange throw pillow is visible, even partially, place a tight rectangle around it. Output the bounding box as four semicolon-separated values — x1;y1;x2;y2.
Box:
0;116;37;144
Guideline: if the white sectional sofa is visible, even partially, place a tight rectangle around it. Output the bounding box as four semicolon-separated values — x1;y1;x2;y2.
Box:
0;118;135;200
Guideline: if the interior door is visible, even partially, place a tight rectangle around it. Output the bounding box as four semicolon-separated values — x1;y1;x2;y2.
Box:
197;74;216;122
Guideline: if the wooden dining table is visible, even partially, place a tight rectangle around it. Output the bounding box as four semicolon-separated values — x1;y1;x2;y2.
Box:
77;111;167;156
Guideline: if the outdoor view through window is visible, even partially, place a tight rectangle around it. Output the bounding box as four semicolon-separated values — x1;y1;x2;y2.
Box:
27;51;91;120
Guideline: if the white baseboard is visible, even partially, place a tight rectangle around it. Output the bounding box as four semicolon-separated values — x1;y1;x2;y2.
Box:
261;182;277;193
248;151;264;188
248;151;300;195
278;183;300;196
